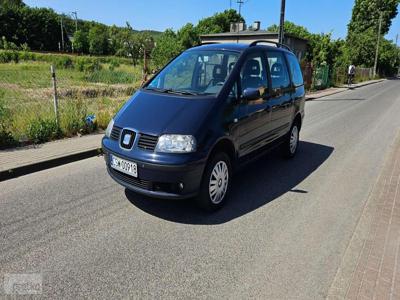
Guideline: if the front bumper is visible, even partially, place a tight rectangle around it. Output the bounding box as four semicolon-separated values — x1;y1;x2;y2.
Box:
102;145;206;199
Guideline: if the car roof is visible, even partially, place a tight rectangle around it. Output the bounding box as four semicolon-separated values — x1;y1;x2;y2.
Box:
187;43;293;54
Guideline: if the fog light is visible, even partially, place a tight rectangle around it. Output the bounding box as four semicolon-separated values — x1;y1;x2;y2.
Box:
179;183;184;190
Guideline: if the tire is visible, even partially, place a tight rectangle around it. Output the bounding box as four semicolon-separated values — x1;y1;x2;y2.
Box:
196;152;232;211
282;121;300;158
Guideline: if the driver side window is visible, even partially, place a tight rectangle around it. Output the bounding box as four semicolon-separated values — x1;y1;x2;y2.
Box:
240;52;268;95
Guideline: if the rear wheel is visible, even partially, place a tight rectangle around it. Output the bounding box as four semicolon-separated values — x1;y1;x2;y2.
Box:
196;152;232;211
282;122;300;158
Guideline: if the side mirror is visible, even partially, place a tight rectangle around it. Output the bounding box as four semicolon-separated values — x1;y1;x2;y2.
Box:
242;88;261;101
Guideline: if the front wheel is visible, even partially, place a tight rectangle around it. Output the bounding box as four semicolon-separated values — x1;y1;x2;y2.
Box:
282;122;300;158
196;152;232;211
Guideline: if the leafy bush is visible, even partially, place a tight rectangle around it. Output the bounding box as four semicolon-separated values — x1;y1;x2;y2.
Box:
0;50;19;63
0;94;17;148
27;118;59;143
19;51;36;61
60;99;92;136
0;36;19;50
0;130;16;149
109;59;120;71
54;56;74;69
75;57;102;72
96;110;113;129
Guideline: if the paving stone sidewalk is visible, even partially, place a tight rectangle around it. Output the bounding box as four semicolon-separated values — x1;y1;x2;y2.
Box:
328;131;400;299
306;79;385;100
0;133;103;179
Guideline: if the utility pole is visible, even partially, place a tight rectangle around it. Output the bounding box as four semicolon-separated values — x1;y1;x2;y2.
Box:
278;0;286;44
396;34;399;46
60;16;65;52
373;12;383;78
237;0;244;17
71;11;78;32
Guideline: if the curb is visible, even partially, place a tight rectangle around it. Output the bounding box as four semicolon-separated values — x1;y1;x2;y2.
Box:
305;79;385;101
0;148;103;182
306;88;346;101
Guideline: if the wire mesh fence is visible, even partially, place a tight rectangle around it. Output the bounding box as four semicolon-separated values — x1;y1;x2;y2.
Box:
0;61;141;147
301;64;374;91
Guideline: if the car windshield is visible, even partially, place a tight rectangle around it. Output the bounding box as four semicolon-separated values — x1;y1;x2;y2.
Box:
146;50;240;96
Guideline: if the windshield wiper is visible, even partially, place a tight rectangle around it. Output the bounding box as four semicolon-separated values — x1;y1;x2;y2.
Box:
168;90;199;96
145;87;201;96
144;87;170;93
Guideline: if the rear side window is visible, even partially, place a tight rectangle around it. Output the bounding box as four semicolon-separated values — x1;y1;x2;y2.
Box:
286;53;304;87
266;51;290;89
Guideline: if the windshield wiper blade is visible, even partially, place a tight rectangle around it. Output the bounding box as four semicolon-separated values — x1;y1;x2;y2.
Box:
145;87;200;96
169;90;199;96
144;87;170;93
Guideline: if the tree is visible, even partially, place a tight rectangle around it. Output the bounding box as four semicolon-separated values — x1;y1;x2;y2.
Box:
72;30;88;53
266;21;344;67
0;0;25;8
377;38;400;76
114;22;141;64
267;21;311;40
88;25;109;55
346;0;400;74
196;9;243;34
177;23;199;49
138;32;155;73
348;0;399;36
151;29;183;68
0;5;61;51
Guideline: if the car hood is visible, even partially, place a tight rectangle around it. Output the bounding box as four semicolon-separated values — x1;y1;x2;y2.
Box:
114;90;216;135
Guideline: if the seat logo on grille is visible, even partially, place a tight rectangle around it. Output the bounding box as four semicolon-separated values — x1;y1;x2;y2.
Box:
122;133;132;146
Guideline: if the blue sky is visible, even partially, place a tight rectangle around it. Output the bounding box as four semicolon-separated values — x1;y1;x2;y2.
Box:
25;0;400;43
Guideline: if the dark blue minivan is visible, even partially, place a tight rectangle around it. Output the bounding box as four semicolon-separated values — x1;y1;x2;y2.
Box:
102;41;305;210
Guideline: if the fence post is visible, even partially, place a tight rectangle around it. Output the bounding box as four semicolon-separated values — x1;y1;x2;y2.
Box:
50;65;59;127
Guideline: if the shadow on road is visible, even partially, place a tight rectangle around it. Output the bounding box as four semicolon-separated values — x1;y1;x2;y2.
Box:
312;98;365;101
125;141;334;225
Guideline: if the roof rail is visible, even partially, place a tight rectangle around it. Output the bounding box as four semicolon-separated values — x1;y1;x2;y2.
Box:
199;42;220;46
249;40;292;52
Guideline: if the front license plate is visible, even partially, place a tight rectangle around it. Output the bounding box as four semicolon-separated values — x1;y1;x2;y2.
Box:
110;154;138;177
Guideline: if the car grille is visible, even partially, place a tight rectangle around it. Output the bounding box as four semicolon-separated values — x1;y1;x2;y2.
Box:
120;129;136;149
110;126;122;141
138;134;159;151
109;168;152;190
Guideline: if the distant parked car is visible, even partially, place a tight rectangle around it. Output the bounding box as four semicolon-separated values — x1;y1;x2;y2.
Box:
102;41;305;210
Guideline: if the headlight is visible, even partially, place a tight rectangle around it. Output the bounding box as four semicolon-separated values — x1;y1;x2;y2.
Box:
105;118;114;138
155;135;196;153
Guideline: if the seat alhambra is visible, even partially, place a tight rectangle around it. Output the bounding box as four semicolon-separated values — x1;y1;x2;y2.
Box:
102;41;305;210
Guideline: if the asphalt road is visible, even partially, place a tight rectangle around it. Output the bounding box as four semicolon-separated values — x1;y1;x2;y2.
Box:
1;79;400;299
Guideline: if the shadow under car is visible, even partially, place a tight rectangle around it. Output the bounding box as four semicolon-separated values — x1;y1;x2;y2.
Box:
125;141;334;225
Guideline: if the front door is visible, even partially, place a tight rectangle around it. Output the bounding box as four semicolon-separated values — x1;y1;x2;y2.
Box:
235;51;272;157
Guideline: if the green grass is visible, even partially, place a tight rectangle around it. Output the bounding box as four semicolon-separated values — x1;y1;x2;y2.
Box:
0;56;143;147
